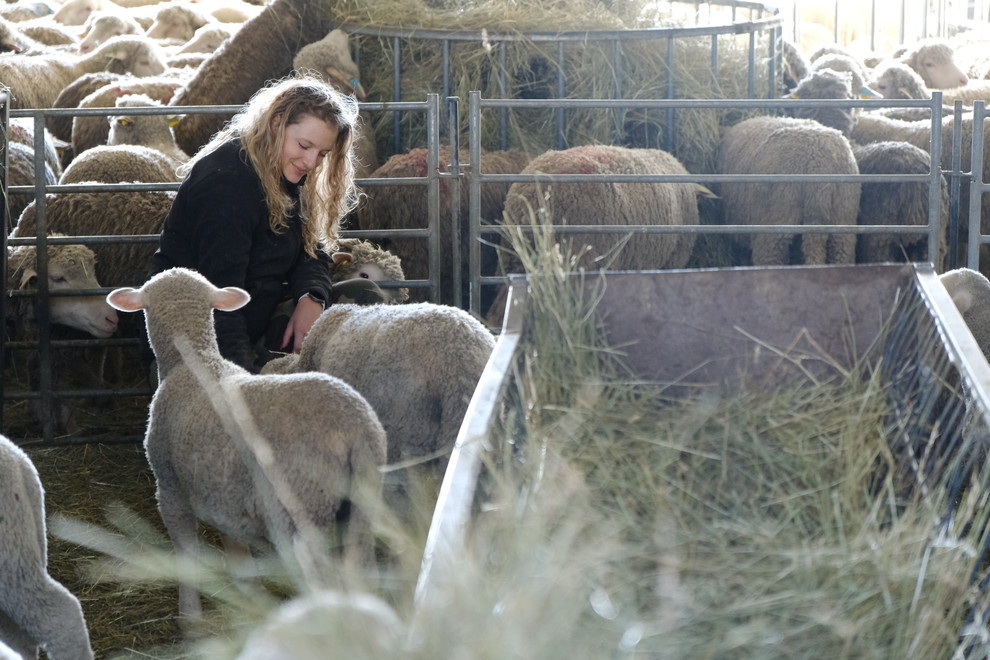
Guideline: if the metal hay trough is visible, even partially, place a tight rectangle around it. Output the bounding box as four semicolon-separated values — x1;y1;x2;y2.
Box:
415;263;990;634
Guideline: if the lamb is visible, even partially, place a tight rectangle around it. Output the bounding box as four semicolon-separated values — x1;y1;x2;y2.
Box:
6;240;119;434
357;147;532;307
70;77;187;160
106;267;387;620
894;38;969;90
52;0;117;25
168;0;335;156
853;140;949;268
500;144;701;272
145;2;213;42
331;238;409;304
292;28;376;177
0;34;168;109
869;60;931;99
261;301;495;507
717;114;861;265
0;434;95;659
78;11;142;53
807;51;874;100
106;93;188;166
940;267;990;360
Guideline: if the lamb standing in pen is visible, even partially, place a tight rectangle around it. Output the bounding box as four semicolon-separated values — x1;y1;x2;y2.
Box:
261;301;495;508
718;115;860;266
853;140;949;268
106;93;188;166
0;434;95;659
107;267;387;621
0;34;168;109
893;38;969;90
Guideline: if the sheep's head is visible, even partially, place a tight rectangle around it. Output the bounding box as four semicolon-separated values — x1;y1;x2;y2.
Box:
330;239;408;303
786;68;857;136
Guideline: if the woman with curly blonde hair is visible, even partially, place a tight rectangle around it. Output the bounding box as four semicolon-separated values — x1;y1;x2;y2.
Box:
150;73;363;373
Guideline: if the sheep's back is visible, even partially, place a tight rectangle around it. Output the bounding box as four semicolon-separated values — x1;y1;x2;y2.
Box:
502;145;700;272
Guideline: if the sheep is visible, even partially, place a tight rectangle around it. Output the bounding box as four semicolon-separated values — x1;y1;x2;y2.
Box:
0;1;54;23
717;114;861;266
331;238;409;304
785;67;858;136
0;15;51;53
17;18;79;48
894;38;969;90
850;111;990;244
261;301;495;508
5;140;57;223
6;240;119;434
940;268;990;360
175;23;232;54
869;60;931;100
292;28;376;177
0;34;168;109
106;267;387;620
106;93;188;166
78;11;142;53
59;144;181;184
500;144;700;273
807;51;874;100
13;190;176;288
356;147;532;307
234;589;404;660
7;116;64;180
779;36;808;95
48;70;128;147
168;0;335;156
70;76;187;160
145;2;213;42
51;0;117;26
0;434;95;659
853;140;949;268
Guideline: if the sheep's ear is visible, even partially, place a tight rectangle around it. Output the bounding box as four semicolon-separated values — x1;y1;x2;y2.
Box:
213;286;249;312
167;114;182;127
695;184;718;199
18;267;37;289
332;251;353;267
107;287;144;312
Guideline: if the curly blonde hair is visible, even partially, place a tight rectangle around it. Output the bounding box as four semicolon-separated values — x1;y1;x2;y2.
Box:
178;73;361;258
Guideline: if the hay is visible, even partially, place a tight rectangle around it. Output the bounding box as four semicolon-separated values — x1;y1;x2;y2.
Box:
334;0;775;173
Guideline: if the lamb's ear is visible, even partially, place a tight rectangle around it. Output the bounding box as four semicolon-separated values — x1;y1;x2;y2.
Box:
107;287;144;312
213;286;250;312
332;251;354;268
18;267;37;289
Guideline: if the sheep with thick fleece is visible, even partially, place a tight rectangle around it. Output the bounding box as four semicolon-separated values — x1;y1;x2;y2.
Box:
169;0;335;156
718;115;861;266
0;434;95;659
107;267;387;620
8;116;63;179
13;191;175;288
869;60;930;100
175;23;232;54
262;301;494;505
292;28;376;177
941;268;990;360
785;68;858;136
52;0;116;26
5;141;56;224
357;147;532;307
48;70;127;145
59;144;180;184
853;140;949;268
145;2;213;42
0;34;168;109
501;145;700;272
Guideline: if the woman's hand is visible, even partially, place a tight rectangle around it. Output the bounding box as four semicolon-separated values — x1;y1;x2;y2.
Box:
281;295;324;353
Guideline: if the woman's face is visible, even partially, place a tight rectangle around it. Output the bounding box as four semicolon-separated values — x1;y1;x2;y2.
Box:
276;113;339;184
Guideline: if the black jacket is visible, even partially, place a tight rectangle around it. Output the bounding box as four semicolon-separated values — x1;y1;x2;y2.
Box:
151;140;333;372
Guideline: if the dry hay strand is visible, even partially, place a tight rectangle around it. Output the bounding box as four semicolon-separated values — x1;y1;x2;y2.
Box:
27;442;184;656
337;0;773;173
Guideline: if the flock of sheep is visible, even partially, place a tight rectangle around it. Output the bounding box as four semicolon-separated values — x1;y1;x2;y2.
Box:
5;0;990;655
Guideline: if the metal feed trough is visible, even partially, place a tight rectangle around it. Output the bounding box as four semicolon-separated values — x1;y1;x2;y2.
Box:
415;263;990;642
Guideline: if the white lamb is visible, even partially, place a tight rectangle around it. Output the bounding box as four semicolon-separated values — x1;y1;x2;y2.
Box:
262;302;496;508
0;433;95;659
106;267;388;621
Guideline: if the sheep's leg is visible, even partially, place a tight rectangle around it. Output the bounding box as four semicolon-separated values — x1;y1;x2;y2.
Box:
749;234;789;266
1;577;91;660
156;490;203;623
801;232;829;264
826;232;856;264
